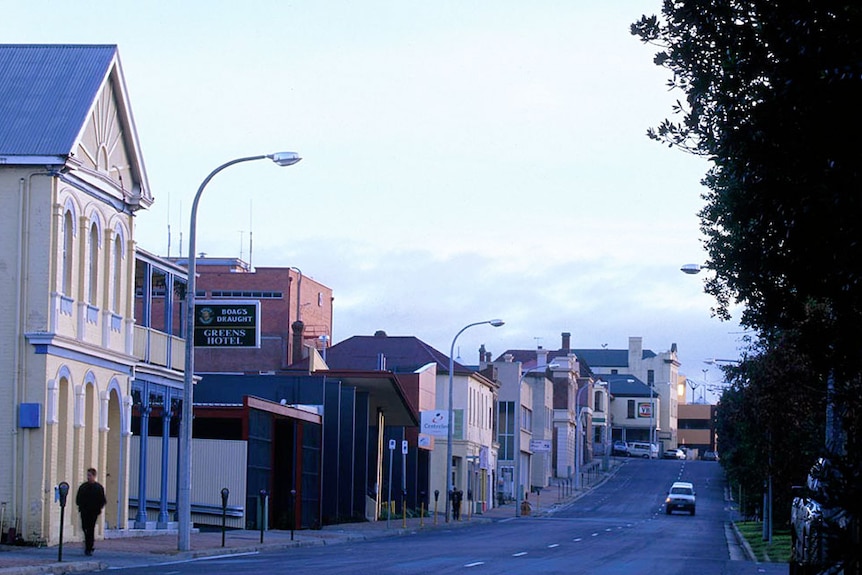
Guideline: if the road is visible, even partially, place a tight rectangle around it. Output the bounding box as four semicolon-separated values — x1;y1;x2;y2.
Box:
90;459;787;575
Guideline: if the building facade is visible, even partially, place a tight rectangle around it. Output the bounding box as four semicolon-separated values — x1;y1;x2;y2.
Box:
0;44;153;545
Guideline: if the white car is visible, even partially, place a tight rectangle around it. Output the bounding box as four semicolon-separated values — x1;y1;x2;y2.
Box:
663;448;686;460
665;481;696;515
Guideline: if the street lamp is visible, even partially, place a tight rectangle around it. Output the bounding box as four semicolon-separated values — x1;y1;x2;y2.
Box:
179;152;301;551
680;263;707;275
515;363;558;517
445;319;504;522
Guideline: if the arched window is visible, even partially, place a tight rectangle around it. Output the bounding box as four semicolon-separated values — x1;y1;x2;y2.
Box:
62;211;73;296
112;234;122;312
89;223;99;305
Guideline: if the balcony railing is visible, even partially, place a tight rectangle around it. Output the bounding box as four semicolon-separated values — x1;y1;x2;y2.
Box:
134;325;185;371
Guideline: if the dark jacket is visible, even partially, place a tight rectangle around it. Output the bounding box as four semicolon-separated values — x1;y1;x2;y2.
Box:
76;482;106;516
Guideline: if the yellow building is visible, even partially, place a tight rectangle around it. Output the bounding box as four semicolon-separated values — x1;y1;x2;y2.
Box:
0;44;153;545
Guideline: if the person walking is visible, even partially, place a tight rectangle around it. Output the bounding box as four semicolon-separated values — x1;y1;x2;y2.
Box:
76;468;106;556
452;488;463;521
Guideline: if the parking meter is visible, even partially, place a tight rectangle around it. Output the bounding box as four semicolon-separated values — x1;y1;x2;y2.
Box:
58;482;70;508
433;489;440;525
259;490;268;543
57;482;70;561
220;488;229;547
289;489;297;540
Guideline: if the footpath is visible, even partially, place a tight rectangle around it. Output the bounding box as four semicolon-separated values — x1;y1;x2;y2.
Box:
0;481;584;575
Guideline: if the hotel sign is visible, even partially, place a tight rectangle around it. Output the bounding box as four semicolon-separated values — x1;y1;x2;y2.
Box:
193;300;260;348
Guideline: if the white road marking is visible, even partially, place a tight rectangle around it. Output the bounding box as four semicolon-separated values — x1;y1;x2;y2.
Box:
513;552;528;557
465;562;485;568
547;544;560;548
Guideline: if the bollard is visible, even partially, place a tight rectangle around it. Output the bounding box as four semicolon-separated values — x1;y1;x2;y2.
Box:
402;490;407;529
420;491;426;528
433;490;439;525
220;488;229;547
57;482;69;562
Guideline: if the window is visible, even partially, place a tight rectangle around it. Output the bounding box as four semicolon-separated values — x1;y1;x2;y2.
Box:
497;402;515;460
62;211;73;296
112;234;122;312
88;223;99;304
647;370;655;386
627;399;636;419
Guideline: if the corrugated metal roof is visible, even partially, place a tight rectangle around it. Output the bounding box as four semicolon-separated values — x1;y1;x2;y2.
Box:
0;44;117;155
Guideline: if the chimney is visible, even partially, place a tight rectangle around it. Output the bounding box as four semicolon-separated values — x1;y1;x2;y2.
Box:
485;351;492;362
561;332;571;352
536;346;548;367
291;320;305;365
503;353;514;363
478;344;486;364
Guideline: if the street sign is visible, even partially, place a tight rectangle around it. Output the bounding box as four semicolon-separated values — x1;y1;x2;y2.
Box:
388;439;396;450
402;440;408;455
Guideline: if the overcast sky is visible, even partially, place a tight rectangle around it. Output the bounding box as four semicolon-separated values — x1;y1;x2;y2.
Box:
5;1;747;400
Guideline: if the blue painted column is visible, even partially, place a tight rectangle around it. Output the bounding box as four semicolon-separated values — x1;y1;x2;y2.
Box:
157;391;172;527
134;386;151;528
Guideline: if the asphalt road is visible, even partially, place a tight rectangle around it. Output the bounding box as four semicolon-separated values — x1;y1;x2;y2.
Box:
82;459;787;575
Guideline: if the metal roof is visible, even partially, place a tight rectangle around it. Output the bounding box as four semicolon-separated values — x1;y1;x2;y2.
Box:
0;44;117;155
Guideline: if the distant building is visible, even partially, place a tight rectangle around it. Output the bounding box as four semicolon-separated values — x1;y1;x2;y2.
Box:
299;331;501;516
170;257;333;369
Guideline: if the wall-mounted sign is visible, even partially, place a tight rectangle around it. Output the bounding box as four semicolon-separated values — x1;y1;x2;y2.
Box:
530;439;552;452
420;410;449;436
638;402;653;418
193;300;260;348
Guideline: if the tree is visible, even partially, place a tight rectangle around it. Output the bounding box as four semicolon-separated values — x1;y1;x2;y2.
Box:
632;2;862;571
715;331;825;526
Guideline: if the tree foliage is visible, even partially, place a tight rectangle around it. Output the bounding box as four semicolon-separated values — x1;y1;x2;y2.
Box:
715;331;825;524
632;2;862;570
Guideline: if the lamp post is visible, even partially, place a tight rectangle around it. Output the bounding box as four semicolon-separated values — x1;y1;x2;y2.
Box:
445;319;504;523
178;151;301;551
515;363;558;517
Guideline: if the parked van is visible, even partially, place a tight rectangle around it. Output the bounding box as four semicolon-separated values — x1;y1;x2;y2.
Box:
627;442;658;458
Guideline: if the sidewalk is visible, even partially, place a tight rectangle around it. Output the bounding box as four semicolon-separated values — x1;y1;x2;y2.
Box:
0;484;588;575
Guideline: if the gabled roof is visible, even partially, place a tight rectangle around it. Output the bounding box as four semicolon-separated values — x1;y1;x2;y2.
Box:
295;332;471;375
0;44;116;156
0;44;151;209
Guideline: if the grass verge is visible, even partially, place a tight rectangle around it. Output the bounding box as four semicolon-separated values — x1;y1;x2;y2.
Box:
735;521;791;563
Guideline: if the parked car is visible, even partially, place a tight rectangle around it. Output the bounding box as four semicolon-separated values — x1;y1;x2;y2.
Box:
627;441;658;459
663;448;686;460
665;481;696;515
612;440;629;456
790;457;851;574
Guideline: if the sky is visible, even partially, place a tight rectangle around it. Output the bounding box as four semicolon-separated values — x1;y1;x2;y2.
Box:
5;1;747;401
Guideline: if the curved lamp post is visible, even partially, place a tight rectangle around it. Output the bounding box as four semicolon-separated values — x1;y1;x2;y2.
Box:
179;152;301;551
515;363;558;517
445;319;504;522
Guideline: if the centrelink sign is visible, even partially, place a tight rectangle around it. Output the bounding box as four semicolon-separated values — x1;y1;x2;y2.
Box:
193;300;260;348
